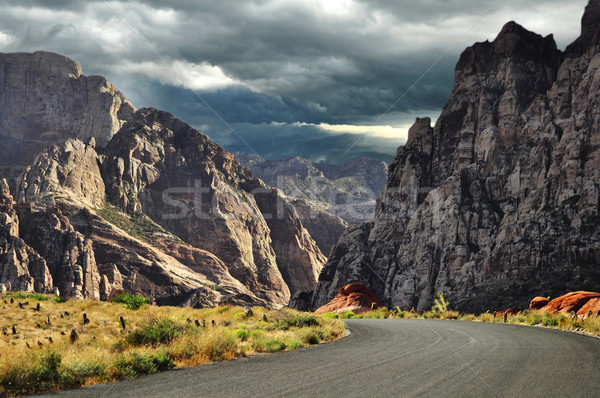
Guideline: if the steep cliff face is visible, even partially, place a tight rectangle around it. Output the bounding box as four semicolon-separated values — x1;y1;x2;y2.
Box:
0;179;53;293
313;2;600;313
0;51;135;166
0;52;326;308
101;109;325;305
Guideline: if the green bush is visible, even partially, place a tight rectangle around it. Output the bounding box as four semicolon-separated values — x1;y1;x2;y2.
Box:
253;338;286;352
299;329;322;345
6;292;50;301
340;311;355;319
542;317;559;327
53;295;68;303
288;340;302;350
233;329;249;341
279;314;319;329
126;318;183;346
114;352;175;378
320;313;339;319
112;292;151;310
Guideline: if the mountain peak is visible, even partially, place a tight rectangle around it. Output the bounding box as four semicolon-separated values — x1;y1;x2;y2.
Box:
566;0;600;55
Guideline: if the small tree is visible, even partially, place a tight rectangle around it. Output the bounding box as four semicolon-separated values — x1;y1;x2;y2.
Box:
432;293;449;313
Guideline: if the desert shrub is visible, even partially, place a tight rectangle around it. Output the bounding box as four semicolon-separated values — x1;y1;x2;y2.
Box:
114;352;174;378
422;311;440;319
288;340;302;350
126;318;183;346
542;313;559;327
53;295;68;303
253;338;286;353
299;329;323;345
112;292;150;310
279;314;319;329
200;333;238;360
440;311;460;320
528;313;543;325
395;307;406;318
340;311;355;319
479;313;495;323
233;329;249;341
432;293;449;313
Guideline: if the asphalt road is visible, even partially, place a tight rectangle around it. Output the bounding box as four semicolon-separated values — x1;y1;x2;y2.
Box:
42;319;600;398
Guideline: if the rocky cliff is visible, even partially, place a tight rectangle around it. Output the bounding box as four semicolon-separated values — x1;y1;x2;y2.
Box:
312;1;600;313
0;51;135;167
0;52;326;308
235;153;388;254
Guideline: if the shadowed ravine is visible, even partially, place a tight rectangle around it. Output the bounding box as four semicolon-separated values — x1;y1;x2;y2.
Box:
41;319;600;397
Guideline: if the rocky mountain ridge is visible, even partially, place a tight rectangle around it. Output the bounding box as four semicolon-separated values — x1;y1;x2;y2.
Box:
0;52;327;308
234;153;388;254
310;1;600;313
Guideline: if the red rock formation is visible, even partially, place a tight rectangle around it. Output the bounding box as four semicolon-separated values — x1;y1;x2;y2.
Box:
539;291;600;314
577;298;600;317
314;283;384;314
529;297;551;310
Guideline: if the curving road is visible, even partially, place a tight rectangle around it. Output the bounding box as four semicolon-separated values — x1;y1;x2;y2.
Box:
43;319;600;397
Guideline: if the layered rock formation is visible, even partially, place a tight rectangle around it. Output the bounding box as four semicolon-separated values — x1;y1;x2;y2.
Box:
312;1;600;313
538;291;600;316
0;52;327;308
0;51;135;167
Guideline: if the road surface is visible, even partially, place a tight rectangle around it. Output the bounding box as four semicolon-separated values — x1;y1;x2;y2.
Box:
42;319;600;397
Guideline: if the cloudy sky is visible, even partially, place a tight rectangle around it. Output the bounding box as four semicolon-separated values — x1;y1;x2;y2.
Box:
0;0;589;163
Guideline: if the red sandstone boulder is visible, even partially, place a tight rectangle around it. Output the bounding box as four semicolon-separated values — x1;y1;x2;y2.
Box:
315;283;384;314
529;296;550;310
539;291;600;314
577;298;600;317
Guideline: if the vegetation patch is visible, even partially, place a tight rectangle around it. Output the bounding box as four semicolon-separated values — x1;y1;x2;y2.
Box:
111;292;151;310
96;203;183;245
0;293;344;397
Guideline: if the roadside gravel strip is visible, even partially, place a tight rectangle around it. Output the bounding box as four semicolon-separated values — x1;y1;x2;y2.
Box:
41;319;600;398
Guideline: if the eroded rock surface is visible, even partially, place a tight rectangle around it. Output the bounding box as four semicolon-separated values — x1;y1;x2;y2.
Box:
0;51;135;166
312;2;600;313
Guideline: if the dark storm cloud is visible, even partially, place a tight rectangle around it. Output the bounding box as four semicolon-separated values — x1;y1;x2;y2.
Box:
0;0;589;161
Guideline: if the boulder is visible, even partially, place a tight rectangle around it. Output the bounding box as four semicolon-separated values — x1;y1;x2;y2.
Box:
540;291;600;314
529;297;551;310
314;283;384;314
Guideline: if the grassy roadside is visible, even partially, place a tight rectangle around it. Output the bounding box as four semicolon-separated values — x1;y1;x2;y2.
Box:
321;307;600;337
0;292;344;397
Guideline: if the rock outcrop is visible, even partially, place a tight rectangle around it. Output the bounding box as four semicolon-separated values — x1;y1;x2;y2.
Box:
0;51;135;166
529;296;551;310
314;283;384;314
539;291;600;315
0;52;328;308
101;109;326;305
312;2;600;313
0;179;53;293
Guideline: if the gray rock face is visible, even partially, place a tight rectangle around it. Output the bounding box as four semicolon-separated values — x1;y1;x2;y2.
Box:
0;179;53;293
0;51;327;308
101;108;326;305
0;51;135;166
313;4;600;313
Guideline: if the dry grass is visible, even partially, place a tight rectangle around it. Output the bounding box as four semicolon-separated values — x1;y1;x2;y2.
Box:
0;293;344;397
